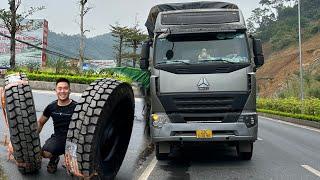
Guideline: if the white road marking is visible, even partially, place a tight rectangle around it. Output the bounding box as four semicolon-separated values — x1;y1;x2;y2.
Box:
260;116;320;133
138;157;157;180
301;165;320;177
257;137;263;141
135;98;144;102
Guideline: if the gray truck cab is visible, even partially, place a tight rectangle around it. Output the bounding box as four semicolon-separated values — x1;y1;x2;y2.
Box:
140;2;264;160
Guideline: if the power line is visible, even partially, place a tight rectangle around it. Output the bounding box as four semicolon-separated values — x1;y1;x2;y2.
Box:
24;31;104;60
0;32;80;60
15;31;82;59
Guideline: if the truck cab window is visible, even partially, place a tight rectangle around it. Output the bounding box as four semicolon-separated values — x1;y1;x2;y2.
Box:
155;33;249;65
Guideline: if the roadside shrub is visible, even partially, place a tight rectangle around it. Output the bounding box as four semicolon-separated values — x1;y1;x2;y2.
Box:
257;97;320;117
258;109;320;122
25;72;132;85
308;88;320;98
99;68;115;75
7;70;133;85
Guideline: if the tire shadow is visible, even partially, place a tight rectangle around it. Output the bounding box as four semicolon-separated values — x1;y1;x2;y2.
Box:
158;144;250;180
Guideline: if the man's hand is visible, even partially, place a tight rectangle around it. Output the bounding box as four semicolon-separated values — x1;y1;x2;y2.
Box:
37;115;48;134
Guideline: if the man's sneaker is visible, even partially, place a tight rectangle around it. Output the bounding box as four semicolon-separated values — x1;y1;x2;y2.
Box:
47;156;60;174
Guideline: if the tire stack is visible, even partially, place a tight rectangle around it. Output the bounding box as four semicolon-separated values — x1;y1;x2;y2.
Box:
4;73;41;174
66;78;135;179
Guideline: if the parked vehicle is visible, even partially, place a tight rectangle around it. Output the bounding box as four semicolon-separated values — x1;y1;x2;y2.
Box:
140;1;264;160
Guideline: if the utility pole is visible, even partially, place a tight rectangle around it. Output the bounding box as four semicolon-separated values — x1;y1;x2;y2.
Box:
298;0;304;100
79;0;86;73
9;0;18;69
79;0;91;73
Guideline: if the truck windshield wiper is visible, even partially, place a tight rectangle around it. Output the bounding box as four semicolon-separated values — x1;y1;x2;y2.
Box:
157;60;191;65
199;59;236;64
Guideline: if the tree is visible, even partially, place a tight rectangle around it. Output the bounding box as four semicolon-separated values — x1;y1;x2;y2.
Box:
110;24;129;67
246;0;298;43
78;0;91;73
125;26;148;68
0;0;44;69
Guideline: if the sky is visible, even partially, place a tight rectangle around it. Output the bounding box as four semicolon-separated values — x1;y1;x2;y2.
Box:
0;0;260;37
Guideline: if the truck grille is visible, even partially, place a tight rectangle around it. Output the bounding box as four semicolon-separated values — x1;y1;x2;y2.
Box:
158;92;249;123
174;96;233;113
158;92;249;114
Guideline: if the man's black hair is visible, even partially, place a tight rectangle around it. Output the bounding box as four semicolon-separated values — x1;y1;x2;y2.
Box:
56;78;70;87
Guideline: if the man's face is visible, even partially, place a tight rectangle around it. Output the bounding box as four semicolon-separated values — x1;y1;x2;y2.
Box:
55;82;70;101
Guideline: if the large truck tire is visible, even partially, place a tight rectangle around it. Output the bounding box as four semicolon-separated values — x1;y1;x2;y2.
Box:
143;88;151;137
4;73;41;174
66;78;135;179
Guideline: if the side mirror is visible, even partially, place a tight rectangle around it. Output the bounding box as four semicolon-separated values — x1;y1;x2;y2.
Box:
140;41;151;70
252;38;264;68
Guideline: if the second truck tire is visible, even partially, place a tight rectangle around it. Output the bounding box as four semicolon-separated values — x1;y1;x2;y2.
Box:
66;78;135;179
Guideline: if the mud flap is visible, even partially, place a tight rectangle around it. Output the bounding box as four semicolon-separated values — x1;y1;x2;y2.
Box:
158;142;170;154
238;142;252;152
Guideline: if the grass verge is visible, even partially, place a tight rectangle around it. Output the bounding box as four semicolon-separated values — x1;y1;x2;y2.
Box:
258;109;320;122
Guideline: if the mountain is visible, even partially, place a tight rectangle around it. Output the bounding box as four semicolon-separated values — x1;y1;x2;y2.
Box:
249;0;320;98
257;33;320;98
47;31;115;60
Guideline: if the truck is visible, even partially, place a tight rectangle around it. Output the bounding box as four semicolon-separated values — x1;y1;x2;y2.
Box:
140;1;264;160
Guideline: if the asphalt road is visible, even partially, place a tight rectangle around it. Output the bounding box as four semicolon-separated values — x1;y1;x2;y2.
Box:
1;90;320;180
138;116;320;180
0;90;149;180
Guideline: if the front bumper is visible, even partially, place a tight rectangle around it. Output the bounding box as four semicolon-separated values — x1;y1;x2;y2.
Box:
151;122;257;142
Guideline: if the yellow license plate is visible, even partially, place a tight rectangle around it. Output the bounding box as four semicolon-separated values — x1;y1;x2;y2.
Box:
196;129;213;138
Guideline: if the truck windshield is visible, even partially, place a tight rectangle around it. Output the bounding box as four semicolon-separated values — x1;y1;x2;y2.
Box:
155;32;250;65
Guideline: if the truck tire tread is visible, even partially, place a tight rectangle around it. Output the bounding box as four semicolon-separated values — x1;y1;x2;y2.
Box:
67;78;135;179
4;73;41;174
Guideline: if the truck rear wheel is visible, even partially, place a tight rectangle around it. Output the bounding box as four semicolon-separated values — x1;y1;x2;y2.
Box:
4;73;42;174
237;142;253;160
66;78;135;179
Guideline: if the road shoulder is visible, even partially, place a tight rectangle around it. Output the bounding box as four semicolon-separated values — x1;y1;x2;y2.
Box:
259;112;320;129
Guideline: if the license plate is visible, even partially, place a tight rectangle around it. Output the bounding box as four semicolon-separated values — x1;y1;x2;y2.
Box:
196;129;213;138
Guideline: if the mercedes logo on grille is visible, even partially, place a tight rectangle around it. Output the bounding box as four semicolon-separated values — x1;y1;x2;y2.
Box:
197;77;210;90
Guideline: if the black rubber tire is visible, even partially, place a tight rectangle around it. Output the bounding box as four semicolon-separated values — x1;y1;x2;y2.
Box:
67;78;135;179
155;143;169;160
4;73;41;174
143;91;151;137
237;142;253;160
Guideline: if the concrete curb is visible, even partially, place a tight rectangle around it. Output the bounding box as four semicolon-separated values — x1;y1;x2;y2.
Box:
0;79;143;97
258;112;320;129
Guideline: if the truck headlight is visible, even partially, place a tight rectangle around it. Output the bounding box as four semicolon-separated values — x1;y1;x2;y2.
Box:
238;114;257;128
151;113;170;128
